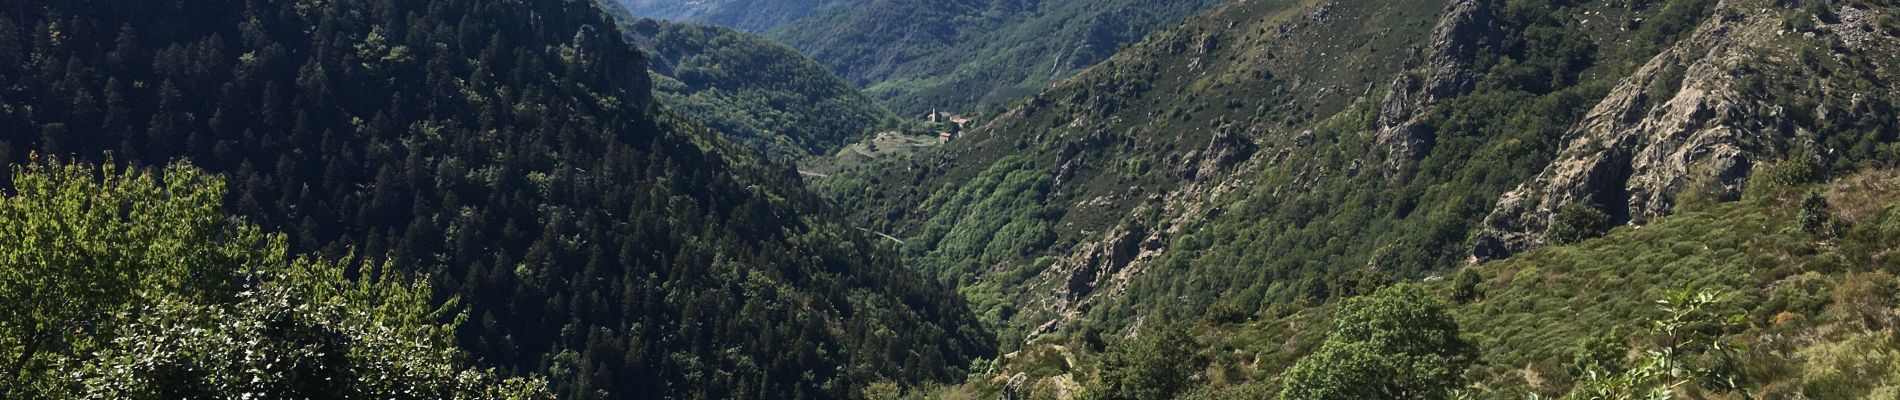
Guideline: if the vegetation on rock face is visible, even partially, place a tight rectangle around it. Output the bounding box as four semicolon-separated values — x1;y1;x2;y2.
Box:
0;0;992;398
819;0;1454;347
0;160;548;399
769;0;1224;116
815;0;1900;397
827;0;1899;330
953;169;1900;399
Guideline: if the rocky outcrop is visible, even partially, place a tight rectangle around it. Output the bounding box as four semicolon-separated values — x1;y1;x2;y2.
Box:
996;373;1029;400
1024;152;1264;342
1374;0;1498;177
1178;127;1257;182
1471;2;1791;262
1062;223;1150;303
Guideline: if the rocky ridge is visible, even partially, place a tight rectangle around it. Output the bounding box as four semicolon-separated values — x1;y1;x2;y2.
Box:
1375;0;1499;178
1472;0;1900;261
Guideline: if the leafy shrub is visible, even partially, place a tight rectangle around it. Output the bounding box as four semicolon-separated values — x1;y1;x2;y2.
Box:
1548;203;1613;245
1755;272;1834;323
1565;289;1749;399
1809;2;1840;24
1800;191;1834;235
1279;284;1476;400
1203;301;1253;325
1094;323;1200;400
1750;159;1820;201
1830;271;1900;330
1453;269;1486;303
1566;328;1630;382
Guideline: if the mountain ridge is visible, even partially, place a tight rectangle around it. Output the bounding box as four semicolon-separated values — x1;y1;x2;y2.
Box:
618;17;897;160
769;0;1225;116
613;0;862;32
818;0;1900;396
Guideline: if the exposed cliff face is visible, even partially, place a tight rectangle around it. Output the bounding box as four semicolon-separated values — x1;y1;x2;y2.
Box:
1376;0;1499;178
1473;0;1900;262
1027;153;1262;342
1474;13;1759;260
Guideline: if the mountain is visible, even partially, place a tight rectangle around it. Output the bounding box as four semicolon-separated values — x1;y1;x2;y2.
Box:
620;18;896;160
768;0;1224;116
10;0;1900;397
611;0;862;32
823;0;1452;345
817;0;1900;397
0;0;993;398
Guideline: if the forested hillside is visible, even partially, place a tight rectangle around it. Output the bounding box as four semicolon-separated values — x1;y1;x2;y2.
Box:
815;0;1900;397
821;0;1450;346
611;0;861;32
967;168;1900;399
769;0;1223;116
619;18;896;160
9;0;1900;398
0;0;992;399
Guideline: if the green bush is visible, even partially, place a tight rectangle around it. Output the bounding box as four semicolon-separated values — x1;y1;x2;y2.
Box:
1800;191;1834;235
1203;301;1253;325
1564;289;1749;399
1453;269;1486;303
1094;323;1200;400
1749;158;1819;200
1548;203;1613;245
1279;284;1476;400
1755;273;1833;323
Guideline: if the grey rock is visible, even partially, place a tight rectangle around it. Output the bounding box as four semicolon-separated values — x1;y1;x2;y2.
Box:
996;373;1029;400
1374;0;1499;178
1472;6;1792;262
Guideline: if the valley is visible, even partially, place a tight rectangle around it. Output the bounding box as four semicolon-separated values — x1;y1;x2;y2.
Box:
3;0;1900;399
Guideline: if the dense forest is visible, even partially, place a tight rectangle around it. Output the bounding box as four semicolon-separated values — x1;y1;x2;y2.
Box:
769;0;1224;116
2;160;547;399
8;0;1900;398
611;0;863;32
0;0;991;399
614;16;896;160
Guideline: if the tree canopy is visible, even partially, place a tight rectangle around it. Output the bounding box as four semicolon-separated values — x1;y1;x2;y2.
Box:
0;0;994;397
0;159;547;399
1279;283;1477;400
1092;322;1200;400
